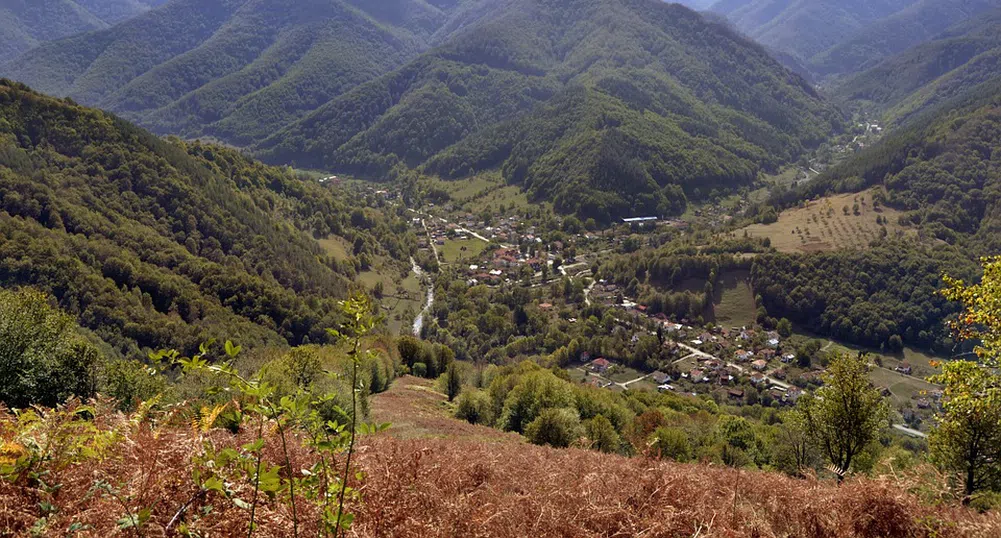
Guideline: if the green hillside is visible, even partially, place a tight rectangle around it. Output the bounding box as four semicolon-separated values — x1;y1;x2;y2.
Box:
0;0;166;63
2;0;466;145
0;79;414;360
710;0;998;81
258;0;840;222
809;0;998;77
805;78;1001;254
830;9;1001;123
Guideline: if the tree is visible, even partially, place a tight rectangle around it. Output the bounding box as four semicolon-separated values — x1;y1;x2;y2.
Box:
0;288;101;408
525;408;581;448
455;389;493;425
943;256;1001;366
584;415;620;454
932;258;1001;496
650;427;691;462
797;354;888;479
445;362;462;402
929;361;1001;497
777;318;793;338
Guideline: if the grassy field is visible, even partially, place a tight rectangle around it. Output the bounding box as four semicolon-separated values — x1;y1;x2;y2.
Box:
432;171;544;216
356;262;425;334
739;191;914;253
869;366;940;407
317;235;351;261
440;238;488;264
712;270;756;326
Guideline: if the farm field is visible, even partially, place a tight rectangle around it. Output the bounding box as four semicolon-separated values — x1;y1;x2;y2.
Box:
739;191;914;253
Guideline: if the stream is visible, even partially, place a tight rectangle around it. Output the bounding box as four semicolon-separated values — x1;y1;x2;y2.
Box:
411;257;434;337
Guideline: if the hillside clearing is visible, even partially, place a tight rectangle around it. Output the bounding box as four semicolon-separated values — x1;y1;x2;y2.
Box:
740;192;914;253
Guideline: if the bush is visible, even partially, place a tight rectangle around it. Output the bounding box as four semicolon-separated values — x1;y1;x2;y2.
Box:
103;358;167;411
455;389;494;425
525;408;581;448
584;415;621;454
413;362;428;378
0;288;101;408
650;427;692;462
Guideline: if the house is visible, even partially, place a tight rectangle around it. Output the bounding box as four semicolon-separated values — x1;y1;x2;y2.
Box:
772;369;787;380
690;369;707;383
651;371;671;385
782;353;796;363
895;363;913;375
785;387;803;404
916;398;931;409
752;359;768;371
728;388;745;399
767;338;780;349
750;372;767;386
717;374;734;385
657;384;675;392
735;350;754;362
539;303;553;311
759;349;776;361
590;358;611;373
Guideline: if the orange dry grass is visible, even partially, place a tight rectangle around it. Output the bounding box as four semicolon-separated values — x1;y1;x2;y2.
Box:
2;394;999;537
369;376;519;443
0;408;323;537
350;437;1001;538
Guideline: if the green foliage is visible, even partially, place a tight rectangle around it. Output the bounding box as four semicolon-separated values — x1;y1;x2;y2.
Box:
3;0;449;145
444;362;462;402
797;354;890;478
751;244;974;351
929;361;1001;496
943;256;1001;365
175;294;390;537
0;0;167;64
650;427;692;462
454;389;493;425
260;0;839;222
0;81;414;359
582;414;620;454
524;407;581;449
0;288;100;408
830;8;1001;118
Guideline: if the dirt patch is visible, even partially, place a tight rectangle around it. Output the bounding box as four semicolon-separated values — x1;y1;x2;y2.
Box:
370;376;520;444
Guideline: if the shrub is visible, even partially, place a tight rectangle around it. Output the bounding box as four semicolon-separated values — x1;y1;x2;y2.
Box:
0;288;101;408
525;408;581;448
583;415;621;454
650;427;692;462
413;362;428;378
455;390;494;425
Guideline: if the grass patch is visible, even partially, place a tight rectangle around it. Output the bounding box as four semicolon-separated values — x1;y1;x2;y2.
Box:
712;270;756;326
317;235;351;261
440;238;487;264
868;367;940;407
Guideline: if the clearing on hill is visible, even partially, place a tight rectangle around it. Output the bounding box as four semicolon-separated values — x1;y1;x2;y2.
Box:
369;376;520;443
740;192;914;253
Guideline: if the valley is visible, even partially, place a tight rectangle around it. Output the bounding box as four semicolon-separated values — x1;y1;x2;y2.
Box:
2;0;1001;534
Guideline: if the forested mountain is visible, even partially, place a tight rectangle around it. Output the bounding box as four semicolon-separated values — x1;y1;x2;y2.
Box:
0;80;413;360
830;8;1001;123
1;0;471;146
0;0;167;64
258;0;840;222
710;0;999;80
